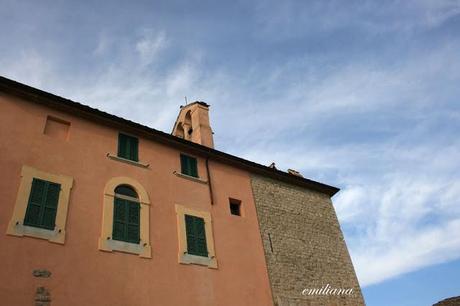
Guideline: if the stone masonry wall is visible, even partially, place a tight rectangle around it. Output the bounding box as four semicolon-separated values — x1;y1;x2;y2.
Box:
433;296;460;306
250;175;365;306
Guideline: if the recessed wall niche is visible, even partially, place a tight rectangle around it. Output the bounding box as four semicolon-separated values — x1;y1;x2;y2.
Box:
43;116;70;141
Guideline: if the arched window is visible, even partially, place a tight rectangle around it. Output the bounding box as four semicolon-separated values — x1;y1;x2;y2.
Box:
99;177;151;258
184;110;192;126
112;185;140;244
183;110;193;140
176;123;185;139
115;185;138;199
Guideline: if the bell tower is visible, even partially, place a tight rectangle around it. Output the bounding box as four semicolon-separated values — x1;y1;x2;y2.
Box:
172;101;214;148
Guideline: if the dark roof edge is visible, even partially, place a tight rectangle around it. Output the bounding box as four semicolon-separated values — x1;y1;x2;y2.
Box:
0;76;340;197
181;101;210;108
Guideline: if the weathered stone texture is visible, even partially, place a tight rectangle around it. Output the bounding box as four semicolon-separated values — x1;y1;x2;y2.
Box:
35;287;51;306
433;296;460;306
251;175;365;306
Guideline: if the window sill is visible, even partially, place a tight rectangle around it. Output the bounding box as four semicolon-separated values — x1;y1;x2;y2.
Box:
179;252;218;269
173;171;207;184
7;223;65;244
98;237;151;258
107;153;149;168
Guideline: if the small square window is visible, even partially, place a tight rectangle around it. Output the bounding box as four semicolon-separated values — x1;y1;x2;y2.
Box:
180;154;198;178
229;199;241;216
118;133;139;162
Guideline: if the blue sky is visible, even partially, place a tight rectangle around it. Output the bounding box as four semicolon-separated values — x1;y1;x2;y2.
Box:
1;1;460;305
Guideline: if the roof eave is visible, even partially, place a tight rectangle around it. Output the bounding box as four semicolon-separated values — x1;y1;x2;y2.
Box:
0;75;340;197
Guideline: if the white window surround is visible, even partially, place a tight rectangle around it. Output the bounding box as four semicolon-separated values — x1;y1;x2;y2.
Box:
6;165;73;244
98;176;151;258
175;204;217;269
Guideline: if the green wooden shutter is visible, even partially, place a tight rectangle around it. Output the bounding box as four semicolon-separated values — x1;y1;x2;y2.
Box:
42;182;60;229
24;178;60;230
118;133;128;159
185;215;197;255
118;133;139;162
190;157;198;178
112;198;126;241
130;137;139;162
185;215;208;257
127;200;140;243
24;179;46;227
112;198;140;243
194;217;207;256
180;154;198;178
180;154;188;175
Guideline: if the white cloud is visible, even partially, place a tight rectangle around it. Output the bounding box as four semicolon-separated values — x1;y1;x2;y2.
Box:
416;0;460;28
93;33;113;56
353;218;460;286
135;30;167;66
0;29;192;132
0;50;54;89
253;0;460;40
165;62;196;97
1;7;459;290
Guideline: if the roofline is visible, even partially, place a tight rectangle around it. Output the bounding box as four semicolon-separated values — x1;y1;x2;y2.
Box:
182;101;210;108
0;75;340;197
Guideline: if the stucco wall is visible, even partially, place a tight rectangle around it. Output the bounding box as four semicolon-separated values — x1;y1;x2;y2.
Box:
0;92;273;306
250;175;365;306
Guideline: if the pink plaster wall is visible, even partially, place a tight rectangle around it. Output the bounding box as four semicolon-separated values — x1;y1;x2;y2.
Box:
0;93;274;306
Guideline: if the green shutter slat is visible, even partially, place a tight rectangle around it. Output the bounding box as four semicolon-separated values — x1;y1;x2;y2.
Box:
113;221;125;241
128;202;140;224
196;238;208;257
112;198;125;241
127;201;140;243
29;179;46;204
24;179;46;226
181;154;187;175
195;217;205;235
42;208;56;229
127;224;139;243
186;158;192;175
131;137;139;162
113;198;126;221
125;137;131;159
185;215;194;232
185;215;196;254
190;157;198;178
118;134;128;159
41;182;60;229
24;204;41;226
194;217;208;256
45;183;60;208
